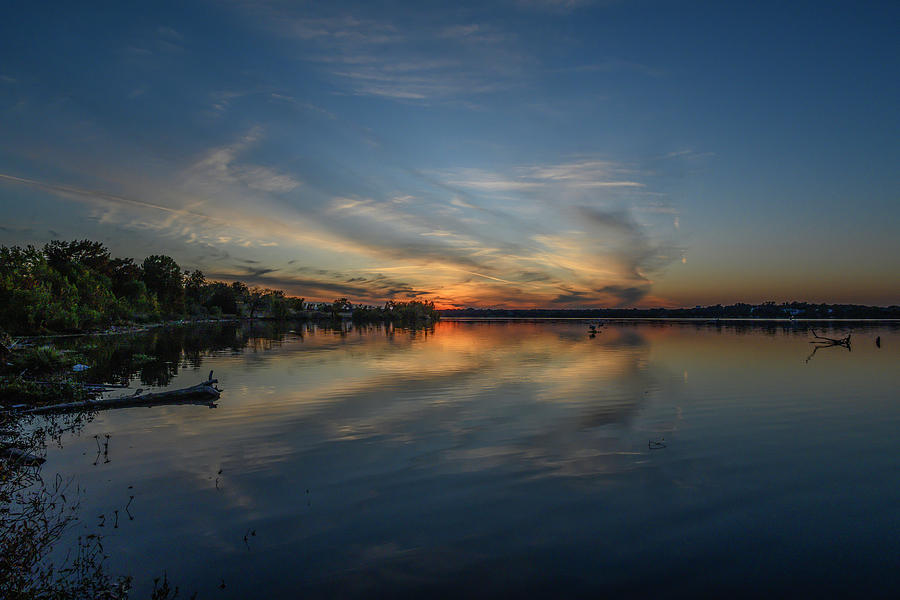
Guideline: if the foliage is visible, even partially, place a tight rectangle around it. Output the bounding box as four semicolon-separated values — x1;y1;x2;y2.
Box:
0;243;153;334
332;297;352;313
0;246;79;333
0;376;91;406
204;282;240;316
0;242;187;334
0;238;445;335
351;300;440;326
10;346;74;376
141;255;184;316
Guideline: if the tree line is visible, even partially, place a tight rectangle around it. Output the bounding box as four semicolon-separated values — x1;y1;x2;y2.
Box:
441;301;900;319
0;240;438;335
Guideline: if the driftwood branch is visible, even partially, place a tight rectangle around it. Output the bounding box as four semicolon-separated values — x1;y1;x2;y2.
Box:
805;329;851;363
11;374;221;415
809;328;851;346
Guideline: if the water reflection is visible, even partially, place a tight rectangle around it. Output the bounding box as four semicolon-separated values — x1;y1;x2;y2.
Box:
51;322;292;387
33;321;900;598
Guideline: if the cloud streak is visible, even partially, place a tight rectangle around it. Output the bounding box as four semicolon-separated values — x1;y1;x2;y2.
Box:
436;159;645;192
237;3;528;103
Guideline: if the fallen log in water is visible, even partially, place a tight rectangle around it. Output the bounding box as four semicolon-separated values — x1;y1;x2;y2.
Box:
12;374;221;415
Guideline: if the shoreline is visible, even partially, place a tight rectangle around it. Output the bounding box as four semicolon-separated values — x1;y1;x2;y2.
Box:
442;317;900;323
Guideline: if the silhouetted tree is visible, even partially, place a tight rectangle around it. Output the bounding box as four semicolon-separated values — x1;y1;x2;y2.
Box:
141;255;184;314
43;239;111;276
184;269;208;314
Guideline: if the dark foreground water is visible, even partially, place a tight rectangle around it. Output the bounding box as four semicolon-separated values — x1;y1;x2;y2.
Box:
37;321;900;597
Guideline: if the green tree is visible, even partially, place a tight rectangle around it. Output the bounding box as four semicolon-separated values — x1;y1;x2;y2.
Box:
245;287;286;320
330;297;351;320
43;239;111;277
141;255;184;314
246;286;266;320
205;282;239;315
0;245;79;332
184;269;209;315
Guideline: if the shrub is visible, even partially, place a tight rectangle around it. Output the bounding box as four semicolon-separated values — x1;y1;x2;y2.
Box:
11;346;73;375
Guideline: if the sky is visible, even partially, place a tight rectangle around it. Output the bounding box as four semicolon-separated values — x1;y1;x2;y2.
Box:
1;0;897;308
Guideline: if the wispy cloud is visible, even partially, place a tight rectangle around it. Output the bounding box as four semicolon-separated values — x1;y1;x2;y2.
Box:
187;128;301;193
436;159;645;192
440;169;543;191
235;3;526;102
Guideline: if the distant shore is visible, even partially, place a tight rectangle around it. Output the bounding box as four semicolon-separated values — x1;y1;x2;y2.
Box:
442;317;900;322
440;302;900;320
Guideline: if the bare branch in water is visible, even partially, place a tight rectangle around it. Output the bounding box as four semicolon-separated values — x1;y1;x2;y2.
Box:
805;328;852;363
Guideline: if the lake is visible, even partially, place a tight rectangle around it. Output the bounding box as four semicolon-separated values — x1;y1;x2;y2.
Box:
36;320;900;597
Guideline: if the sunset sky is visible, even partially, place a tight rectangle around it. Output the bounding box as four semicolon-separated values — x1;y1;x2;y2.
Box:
1;1;897;308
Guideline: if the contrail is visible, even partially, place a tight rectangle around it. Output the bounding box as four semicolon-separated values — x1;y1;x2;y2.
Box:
0;172;216;222
460;270;515;285
359;264;516;285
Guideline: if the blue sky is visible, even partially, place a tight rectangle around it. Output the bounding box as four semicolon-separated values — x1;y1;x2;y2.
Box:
1;0;897;307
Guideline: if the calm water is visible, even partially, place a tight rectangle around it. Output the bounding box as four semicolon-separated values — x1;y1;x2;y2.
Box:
37;321;900;597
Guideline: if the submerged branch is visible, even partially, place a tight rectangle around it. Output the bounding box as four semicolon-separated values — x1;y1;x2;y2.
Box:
809;328;851;346
805;328;852;363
